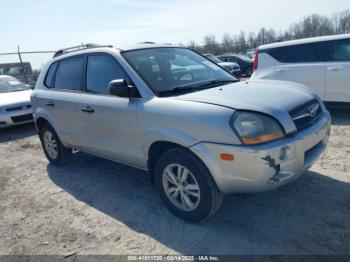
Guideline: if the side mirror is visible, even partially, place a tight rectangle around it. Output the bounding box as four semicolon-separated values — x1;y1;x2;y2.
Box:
108;79;137;98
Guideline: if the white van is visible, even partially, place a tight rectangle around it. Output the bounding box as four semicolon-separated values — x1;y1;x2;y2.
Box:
251;34;350;103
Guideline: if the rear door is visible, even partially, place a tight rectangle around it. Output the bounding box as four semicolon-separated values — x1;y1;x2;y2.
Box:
78;53;143;167
41;56;87;147
324;38;350;102
268;42;326;99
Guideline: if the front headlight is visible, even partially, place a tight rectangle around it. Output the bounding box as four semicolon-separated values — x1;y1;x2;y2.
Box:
231;111;285;145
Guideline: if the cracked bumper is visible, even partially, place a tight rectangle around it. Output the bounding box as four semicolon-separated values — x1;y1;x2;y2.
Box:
190;112;331;194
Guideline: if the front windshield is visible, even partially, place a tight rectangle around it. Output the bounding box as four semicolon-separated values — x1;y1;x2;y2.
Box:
122;48;237;96
0;76;29;93
204;54;222;64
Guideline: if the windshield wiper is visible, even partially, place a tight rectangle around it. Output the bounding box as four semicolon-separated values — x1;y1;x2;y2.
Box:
157;79;238;97
157;87;201;96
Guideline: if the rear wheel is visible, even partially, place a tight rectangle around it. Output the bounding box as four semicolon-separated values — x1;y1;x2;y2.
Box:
39;123;71;165
155;148;223;222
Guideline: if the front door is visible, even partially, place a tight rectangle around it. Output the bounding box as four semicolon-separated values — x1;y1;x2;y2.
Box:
78;53;143;167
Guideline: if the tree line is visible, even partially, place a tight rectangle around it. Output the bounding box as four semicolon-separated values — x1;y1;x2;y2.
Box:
183;10;350;55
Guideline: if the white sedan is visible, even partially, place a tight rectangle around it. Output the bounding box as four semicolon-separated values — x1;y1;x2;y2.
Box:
0;75;33;128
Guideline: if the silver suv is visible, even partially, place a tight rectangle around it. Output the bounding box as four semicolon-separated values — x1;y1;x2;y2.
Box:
31;43;331;222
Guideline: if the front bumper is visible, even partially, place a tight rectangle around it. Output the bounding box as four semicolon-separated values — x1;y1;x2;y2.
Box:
0;109;34;128
190;112;331;194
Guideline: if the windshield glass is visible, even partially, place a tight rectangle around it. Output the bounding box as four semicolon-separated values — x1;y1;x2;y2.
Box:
122;48;237;96
236;54;252;62
204;54;222;64
0;76;29;93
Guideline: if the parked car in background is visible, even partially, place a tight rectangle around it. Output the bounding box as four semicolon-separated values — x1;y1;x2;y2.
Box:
203;53;241;78
245;50;256;61
0;75;33;128
32;43;330;222
251;34;350;103
217;54;253;76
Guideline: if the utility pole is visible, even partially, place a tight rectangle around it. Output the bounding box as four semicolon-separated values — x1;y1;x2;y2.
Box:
17;45;29;84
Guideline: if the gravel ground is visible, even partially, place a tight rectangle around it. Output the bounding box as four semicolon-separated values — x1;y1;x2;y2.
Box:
0;108;349;255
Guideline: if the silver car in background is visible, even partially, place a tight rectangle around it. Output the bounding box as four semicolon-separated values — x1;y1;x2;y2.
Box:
31;44;331;222
0;75;33;128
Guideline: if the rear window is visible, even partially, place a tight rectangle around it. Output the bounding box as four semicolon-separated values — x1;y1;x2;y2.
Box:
54;57;84;90
326;38;350;62
266;42;322;63
44;62;58;88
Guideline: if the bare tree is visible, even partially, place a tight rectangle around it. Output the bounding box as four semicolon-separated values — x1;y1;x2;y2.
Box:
338;10;350;33
203;35;220;54
179;9;349;55
187;40;197;50
247;32;256;49
221;33;234;53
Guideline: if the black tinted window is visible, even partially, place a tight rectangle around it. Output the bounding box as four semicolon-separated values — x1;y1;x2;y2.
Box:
267;43;321;63
44;62;58;88
86;55;129;94
54;57;83;90
327;39;350;61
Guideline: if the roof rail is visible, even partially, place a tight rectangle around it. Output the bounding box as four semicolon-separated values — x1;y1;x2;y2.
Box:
53;43;113;58
138;41;156;44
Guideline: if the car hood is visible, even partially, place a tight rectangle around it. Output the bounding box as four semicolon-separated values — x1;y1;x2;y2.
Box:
0;89;32;108
174;79;317;134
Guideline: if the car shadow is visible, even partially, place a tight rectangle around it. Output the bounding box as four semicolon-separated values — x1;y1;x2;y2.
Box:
0;123;37;143
47;153;350;255
328;107;350;126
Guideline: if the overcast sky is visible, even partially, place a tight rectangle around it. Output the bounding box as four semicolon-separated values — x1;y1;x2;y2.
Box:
1;0;349;69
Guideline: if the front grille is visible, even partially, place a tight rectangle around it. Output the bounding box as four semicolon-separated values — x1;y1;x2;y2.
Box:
289;99;322;131
6;104;31;112
0;121;7;126
11;114;33;123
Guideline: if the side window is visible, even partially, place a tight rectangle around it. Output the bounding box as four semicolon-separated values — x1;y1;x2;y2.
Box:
54;57;84;90
44;62;58;88
228;57;236;63
327;39;350;62
86;55;129;95
218;56;226;62
268;43;321;63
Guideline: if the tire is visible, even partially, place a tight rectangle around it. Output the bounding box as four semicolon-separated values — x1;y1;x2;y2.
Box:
39;123;71;166
154;147;223;223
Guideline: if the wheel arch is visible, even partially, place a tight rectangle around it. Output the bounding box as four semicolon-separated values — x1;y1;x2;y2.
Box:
147;141;188;181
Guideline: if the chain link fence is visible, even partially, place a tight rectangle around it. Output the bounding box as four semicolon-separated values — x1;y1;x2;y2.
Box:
0;47;55;85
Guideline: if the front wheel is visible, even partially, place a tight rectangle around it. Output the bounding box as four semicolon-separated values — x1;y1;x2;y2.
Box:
155;148;223;222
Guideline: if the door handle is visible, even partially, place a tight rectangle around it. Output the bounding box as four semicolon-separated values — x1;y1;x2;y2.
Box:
81;106;95;114
327;66;343;71
45;101;55;107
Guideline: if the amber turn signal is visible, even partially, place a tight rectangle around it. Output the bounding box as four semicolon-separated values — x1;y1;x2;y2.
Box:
220;153;235;161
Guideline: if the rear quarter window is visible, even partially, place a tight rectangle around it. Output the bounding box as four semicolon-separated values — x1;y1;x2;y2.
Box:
266;42;322;63
44;62;58;88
